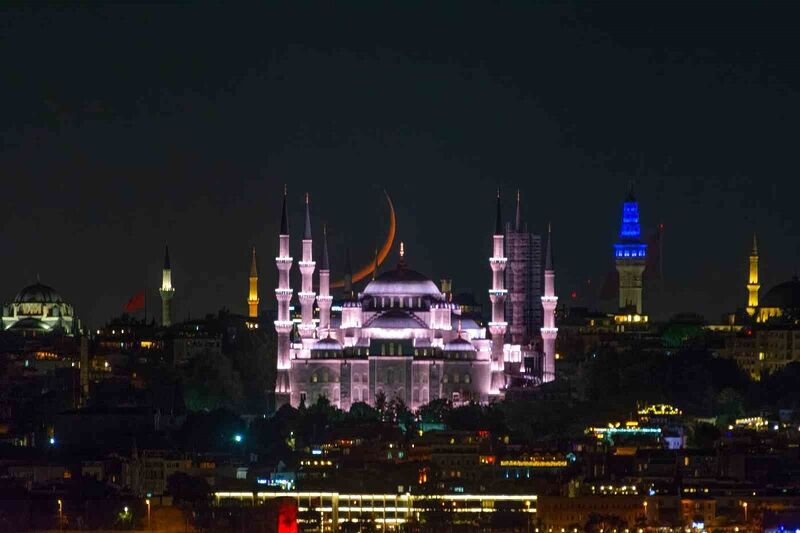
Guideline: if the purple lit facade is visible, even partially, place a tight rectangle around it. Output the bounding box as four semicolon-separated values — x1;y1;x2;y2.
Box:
275;191;556;410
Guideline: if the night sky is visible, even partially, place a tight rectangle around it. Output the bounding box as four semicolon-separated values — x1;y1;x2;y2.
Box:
2;3;799;326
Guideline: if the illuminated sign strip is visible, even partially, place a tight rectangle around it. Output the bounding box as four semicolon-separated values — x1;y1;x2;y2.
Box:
499;460;568;468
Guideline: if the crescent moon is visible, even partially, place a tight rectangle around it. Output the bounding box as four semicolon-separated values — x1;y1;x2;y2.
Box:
331;191;396;288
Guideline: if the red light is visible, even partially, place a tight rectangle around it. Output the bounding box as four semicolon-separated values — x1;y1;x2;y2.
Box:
571;291;577;299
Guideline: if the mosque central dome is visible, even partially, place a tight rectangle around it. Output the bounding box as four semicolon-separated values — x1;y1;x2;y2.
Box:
14;283;64;304
761;276;800;310
362;265;443;299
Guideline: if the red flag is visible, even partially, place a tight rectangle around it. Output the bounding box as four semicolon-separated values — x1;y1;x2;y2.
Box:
124;291;145;313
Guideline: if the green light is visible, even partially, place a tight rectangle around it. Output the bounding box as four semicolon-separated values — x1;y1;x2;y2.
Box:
234;434;243;443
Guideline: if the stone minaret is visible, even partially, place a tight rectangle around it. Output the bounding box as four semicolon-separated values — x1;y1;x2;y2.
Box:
489;191;508;395
614;186;647;314
298;194;316;339
317;224;332;334
274;189;293;406
159;245;175;327
248;246;259;320
746;233;760;317
541;224;558;383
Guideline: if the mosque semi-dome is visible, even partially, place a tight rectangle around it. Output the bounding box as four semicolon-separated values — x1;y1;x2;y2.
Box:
443;336;476;352
312;337;343;351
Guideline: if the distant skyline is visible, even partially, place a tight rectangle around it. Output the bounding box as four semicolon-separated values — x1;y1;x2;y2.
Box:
1;3;800;326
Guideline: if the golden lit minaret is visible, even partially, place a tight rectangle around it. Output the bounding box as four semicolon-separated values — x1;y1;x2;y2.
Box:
747;233;759;316
247;246;259;321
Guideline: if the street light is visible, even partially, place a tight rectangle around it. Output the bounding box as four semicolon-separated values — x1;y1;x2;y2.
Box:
57;499;63;532
233;434;243;443
742;501;748;522
146;499;151;531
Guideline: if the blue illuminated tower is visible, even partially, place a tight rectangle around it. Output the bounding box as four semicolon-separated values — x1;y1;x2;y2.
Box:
614;187;647;314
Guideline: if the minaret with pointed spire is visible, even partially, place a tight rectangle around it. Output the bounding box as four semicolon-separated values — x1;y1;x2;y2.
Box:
298;193;317;339
614;184;647;314
274;187;293;406
247;246;259;321
541;224;558;383
159;245;175;327
747;233;760;316
489;190;508;395
317;224;333;333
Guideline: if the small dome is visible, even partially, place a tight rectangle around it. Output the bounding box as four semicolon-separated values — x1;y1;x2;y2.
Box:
311;337;343;351
761;277;800;309
443;337;476;352
363;266;443;299
14;283;63;304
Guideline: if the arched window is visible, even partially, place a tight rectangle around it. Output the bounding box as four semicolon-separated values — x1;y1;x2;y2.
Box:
311;373;318;383
464;374;471;384
322;369;329;383
453;374;460;384
389;343;395;356
387;368;395;384
443;374;449;384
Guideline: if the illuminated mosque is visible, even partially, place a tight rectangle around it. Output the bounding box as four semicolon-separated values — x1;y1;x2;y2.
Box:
740;234;800;324
263;189;558;410
1;281;79;335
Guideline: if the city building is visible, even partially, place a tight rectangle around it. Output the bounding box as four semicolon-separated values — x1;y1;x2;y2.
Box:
2;281;80;335
274;189;557;410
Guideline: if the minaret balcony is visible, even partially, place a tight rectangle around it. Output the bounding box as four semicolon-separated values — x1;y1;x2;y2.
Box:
297;323;316;334
275;289;293;302
488;322;508;335
274;320;294;334
298;291;317;302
